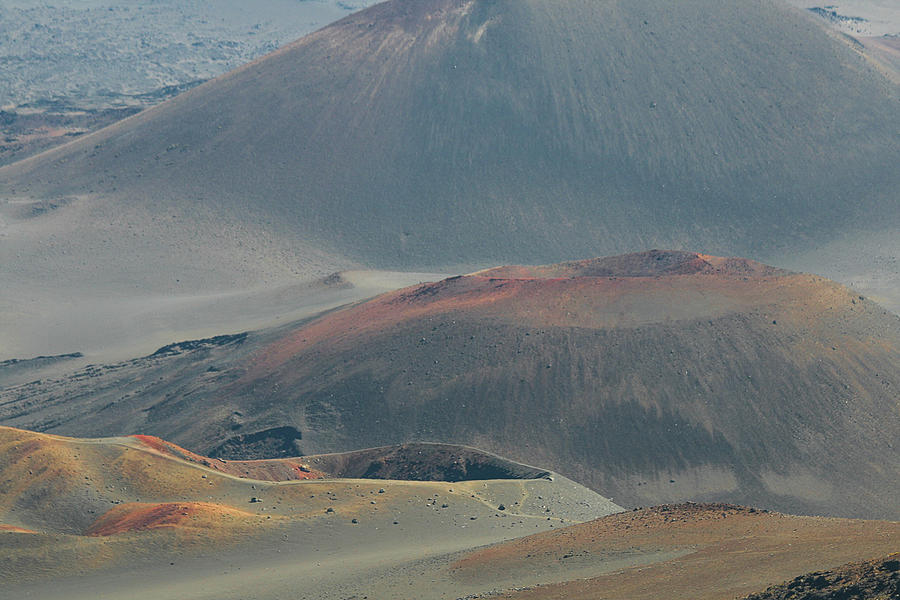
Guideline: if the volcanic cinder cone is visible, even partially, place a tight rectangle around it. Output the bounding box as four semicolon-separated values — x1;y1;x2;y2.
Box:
4;251;899;519
1;0;898;298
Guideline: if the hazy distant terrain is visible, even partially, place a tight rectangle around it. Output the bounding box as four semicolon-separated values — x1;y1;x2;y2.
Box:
0;0;377;109
0;0;377;164
0;269;444;366
3;1;896;166
784;1;900;81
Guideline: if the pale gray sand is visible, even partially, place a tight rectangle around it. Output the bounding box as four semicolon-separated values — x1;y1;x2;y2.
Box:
766;228;900;314
782;0;900;36
2;476;622;600
0;270;446;366
0;189;448;363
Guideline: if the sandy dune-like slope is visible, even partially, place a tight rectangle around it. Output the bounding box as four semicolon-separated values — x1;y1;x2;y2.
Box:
456;504;900;600
2;0;898;364
2;427;896;600
0;267;445;364
0;426;620;599
4;251;898;519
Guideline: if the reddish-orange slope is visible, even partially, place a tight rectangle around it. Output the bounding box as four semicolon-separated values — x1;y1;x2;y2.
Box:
2;251;898;519
84;502;264;537
215;251;900;518
129;435;326;481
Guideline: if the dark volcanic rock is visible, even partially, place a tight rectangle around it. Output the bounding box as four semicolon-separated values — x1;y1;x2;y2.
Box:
213;425;303;459
302;443;551;482
743;554;900;600
150;333;248;358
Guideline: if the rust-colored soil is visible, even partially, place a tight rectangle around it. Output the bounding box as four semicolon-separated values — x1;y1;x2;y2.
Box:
84;502;266;536
0;524;37;534
245;251;827;377
4;252;897;518
454;504;900;600
0;426;332;538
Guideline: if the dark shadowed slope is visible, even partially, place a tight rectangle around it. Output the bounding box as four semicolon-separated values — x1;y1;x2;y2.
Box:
1;0;898;309
298;443;552;481
3;251;899;519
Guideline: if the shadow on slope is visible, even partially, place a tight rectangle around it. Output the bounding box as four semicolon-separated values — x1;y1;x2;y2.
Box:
1;251;898;520
299;443;552;482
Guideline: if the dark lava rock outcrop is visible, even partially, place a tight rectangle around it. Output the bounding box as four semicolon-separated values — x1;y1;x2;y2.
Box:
743;554;900;600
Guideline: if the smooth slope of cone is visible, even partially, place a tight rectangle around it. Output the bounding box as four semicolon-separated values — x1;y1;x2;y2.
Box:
1;0;898;284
